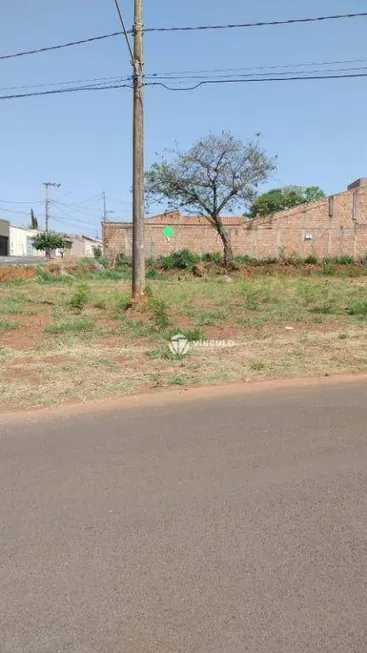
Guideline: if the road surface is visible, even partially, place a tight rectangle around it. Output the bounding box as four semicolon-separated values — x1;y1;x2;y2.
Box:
1;380;367;652
0;255;47;265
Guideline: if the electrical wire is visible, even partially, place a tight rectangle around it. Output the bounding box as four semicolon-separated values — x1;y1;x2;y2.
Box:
146;65;367;82
146;72;367;91
0;75;130;93
145;57;367;78
1;57;366;96
0;81;132;101
0;12;366;61
143;12;367;33
0;70;366;101
112;0;134;63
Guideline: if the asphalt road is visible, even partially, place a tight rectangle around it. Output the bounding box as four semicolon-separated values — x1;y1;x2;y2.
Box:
1;381;367;653
0;255;47;265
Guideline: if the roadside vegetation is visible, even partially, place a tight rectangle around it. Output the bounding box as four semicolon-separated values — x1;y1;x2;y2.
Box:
1;255;367;411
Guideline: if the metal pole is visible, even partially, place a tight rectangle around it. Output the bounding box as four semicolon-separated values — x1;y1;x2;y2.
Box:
132;0;145;298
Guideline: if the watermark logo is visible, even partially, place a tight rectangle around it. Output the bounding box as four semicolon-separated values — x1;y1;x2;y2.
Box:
169;333;190;356
169;333;235;356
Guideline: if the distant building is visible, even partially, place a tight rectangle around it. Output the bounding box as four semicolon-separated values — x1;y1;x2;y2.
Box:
0;219;10;256
9;226;44;257
53;234;103;258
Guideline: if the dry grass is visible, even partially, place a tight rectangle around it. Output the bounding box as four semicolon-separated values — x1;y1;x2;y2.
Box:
0;272;367;410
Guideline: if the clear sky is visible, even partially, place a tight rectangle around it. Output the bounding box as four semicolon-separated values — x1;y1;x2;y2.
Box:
0;0;366;236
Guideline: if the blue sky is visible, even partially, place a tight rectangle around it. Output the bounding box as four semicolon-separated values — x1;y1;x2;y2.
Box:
0;0;366;236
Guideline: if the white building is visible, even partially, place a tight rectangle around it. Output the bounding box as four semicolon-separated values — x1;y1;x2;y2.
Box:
9;226;44;257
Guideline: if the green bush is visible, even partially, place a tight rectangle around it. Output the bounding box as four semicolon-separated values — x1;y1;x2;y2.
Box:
115;253;132;268
115;295;132;311
324;256;354;266
69;284;90;312
202;252;223;265
304;255;318;264
149;297;171;329
146;268;158;279
158;249;201;270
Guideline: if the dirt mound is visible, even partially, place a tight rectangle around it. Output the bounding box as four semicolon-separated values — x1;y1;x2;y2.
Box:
0;266;38;282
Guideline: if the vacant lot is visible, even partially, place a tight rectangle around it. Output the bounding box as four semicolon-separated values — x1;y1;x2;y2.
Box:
1;265;367;410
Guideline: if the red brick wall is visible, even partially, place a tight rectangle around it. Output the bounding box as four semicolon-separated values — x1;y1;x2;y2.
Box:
103;184;367;261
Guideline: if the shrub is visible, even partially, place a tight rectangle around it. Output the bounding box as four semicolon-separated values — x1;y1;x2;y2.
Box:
202;252;223;265
304;255;318;264
92;245;103;260
149;297;171;329
115;253;132;268
115;295;132;311
235;254;254;265
158;249;201;270
69;284;90;312
146;268;158;279
338;255;354;265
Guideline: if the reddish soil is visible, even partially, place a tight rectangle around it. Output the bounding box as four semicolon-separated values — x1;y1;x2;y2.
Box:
0;262;95;284
0;267;37;282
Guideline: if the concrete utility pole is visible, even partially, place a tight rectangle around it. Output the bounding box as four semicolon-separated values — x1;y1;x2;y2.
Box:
132;0;145;298
43;182;60;232
102;191;107;221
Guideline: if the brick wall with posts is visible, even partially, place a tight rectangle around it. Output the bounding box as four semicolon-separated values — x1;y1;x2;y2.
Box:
102;180;367;261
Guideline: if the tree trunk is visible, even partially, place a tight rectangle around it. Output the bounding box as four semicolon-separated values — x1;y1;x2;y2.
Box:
215;220;235;269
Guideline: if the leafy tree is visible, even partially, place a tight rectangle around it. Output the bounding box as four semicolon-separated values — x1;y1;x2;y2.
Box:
33;233;65;259
29;208;38;230
145;132;276;268
249;185;326;218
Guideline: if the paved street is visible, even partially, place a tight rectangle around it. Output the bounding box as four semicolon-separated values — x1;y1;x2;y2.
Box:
1;381;367;652
0;255;47;265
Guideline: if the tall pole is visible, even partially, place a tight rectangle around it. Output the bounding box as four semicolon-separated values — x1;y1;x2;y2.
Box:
132;0;145;298
103;191;107;221
43;182;60;232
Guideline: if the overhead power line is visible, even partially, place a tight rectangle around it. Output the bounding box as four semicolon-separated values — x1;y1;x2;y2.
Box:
148;72;367;92
112;0;134;62
0;12;366;61
146;57;367;79
1;71;367;101
0;81;132;100
143;12;367;33
1;57;366;96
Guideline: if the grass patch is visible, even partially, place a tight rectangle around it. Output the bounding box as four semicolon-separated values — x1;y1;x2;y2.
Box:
347;301;367;317
169;374;189;386
0;294;26;315
249;360;265;371
0;319;19;332
45;316;96;334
